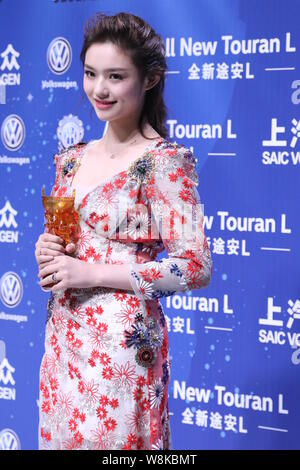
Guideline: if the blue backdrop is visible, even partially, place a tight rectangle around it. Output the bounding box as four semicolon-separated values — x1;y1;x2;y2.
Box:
0;0;299;450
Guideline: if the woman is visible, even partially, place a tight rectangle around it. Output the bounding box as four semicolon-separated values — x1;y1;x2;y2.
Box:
35;12;212;450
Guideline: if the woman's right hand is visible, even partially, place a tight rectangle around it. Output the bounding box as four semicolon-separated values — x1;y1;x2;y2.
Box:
35;233;77;291
35;232;66;273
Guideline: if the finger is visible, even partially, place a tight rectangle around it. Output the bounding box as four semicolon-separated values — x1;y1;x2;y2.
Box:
35;246;63;258
39;260;59;279
38;255;54;263
42;233;64;244
65;243;76;252
39;275;52;287
65;242;75;248
51;281;64;292
37;248;65;258
39;258;57;267
39;272;59;287
40;285;52;292
42;242;65;252
37;258;60;273
38;259;57;275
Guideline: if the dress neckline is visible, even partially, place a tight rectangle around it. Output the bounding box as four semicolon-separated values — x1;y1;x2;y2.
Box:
70;136;164;210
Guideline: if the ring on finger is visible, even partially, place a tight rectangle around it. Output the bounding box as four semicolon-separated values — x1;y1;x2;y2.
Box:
52;272;58;283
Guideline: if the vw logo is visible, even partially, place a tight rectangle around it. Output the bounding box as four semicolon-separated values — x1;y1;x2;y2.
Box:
0;272;23;308
1;115;25;151
0;429;21;450
47;37;72;75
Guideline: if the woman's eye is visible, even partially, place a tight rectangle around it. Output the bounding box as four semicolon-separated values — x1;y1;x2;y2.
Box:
84;70;94;78
110;73;123;80
84;71;123;80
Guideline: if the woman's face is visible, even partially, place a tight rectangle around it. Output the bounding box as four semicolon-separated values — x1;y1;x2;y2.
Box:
83;41;147;126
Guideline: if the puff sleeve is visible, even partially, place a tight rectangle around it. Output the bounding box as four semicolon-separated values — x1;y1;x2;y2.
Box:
128;144;212;300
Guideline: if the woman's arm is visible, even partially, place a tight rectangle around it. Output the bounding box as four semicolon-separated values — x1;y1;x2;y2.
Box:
88;262;134;292
85;145;212;298
128;145;212;300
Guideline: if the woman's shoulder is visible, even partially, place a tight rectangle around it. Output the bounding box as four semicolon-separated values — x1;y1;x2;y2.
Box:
156;137;196;166
59;141;87;156
52;141;87;166
152;138;198;186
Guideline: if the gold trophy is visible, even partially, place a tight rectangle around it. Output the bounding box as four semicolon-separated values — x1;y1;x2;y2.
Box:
41;186;80;289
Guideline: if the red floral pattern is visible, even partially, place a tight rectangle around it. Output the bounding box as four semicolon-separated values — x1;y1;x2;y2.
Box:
39;137;212;450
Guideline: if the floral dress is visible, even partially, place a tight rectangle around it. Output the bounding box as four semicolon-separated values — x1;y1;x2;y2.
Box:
38;136;212;450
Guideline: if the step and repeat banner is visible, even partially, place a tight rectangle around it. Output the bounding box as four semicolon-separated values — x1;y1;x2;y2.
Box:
0;0;299;451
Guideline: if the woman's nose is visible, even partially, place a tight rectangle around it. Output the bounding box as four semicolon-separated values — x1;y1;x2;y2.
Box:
94;78;109;96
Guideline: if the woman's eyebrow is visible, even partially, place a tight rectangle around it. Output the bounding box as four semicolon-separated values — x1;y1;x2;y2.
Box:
84;64;129;71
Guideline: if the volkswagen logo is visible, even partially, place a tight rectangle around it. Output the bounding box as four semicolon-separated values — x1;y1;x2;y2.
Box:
1;115;25;151
47;37;72;75
0;272;23;308
0;429;21;450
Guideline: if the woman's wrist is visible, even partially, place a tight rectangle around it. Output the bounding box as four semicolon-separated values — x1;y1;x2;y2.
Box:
88;263;103;288
88;262;134;292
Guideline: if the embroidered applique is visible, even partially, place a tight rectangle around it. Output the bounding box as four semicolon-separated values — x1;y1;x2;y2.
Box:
61;155;81;178
136;345;156;368
55;142;86;178
128;153;155;184
124;315;164;369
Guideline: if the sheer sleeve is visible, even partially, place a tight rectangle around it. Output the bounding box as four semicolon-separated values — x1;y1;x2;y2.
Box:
128;144;212;300
49;143;86;197
49;151;63;197
49;145;71;197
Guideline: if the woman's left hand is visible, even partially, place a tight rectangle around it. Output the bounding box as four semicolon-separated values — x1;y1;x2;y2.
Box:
38;253;96;292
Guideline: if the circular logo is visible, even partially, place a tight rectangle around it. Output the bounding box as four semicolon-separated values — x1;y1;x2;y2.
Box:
0;429;21;450
57;114;84;149
0;272;23;308
1;114;25;151
47;37;72;75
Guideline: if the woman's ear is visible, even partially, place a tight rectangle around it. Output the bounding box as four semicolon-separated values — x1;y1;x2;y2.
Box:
145;73;161;91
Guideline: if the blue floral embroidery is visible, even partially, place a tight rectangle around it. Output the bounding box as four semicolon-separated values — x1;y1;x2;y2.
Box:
153;289;176;299
158;305;165;327
124;315;163;369
162;360;169;385
169;263;184;278
130;270;140;284
46;292;54;325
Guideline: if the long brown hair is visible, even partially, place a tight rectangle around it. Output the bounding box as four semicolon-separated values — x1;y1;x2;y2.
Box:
80;12;168;140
